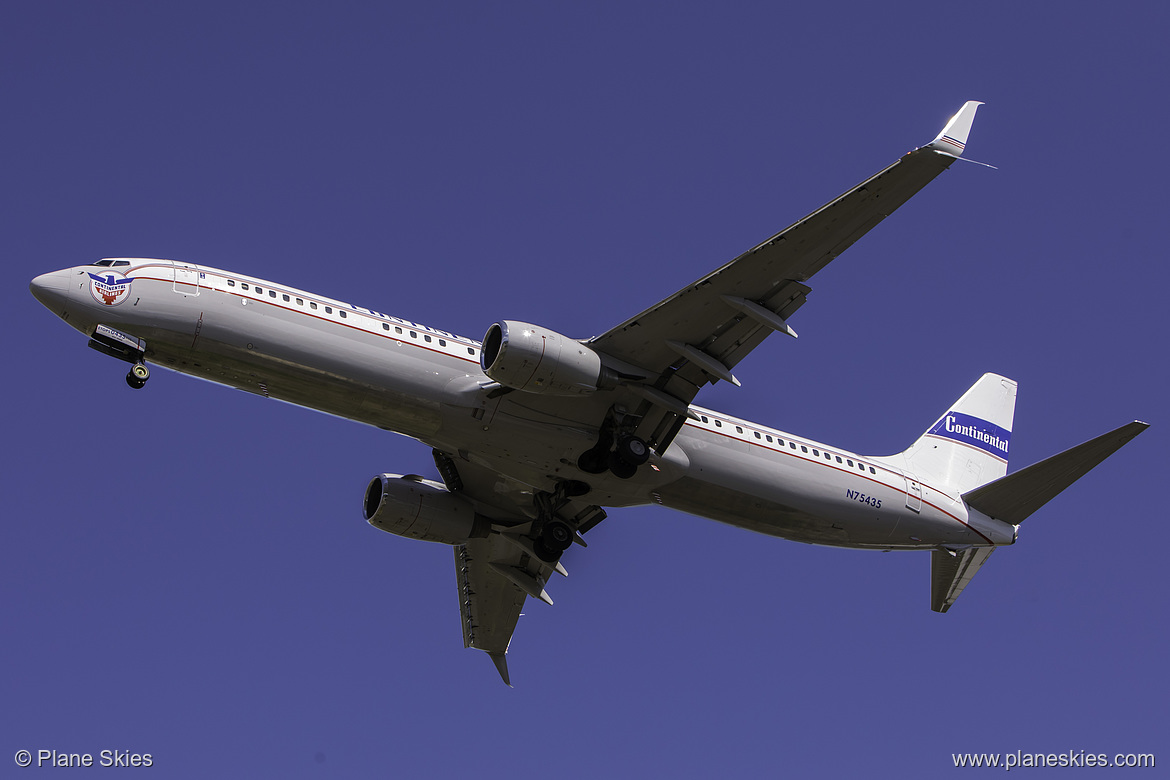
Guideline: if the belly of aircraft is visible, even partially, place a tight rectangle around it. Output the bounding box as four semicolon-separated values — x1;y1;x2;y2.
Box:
654;474;855;545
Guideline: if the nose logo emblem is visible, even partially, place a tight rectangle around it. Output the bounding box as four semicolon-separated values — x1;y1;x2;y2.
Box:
87;272;135;306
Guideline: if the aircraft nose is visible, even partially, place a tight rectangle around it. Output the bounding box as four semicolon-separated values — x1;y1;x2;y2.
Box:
30;269;71;308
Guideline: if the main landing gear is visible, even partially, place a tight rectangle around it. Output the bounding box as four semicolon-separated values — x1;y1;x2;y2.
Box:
126;362;150;389
531;481;592;563
576;408;650;480
533;518;574;562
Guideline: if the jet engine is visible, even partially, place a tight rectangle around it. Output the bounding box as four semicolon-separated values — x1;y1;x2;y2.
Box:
363;474;490;545
480;320;607;395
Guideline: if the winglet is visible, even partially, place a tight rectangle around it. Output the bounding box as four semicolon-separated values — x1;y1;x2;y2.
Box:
488;652;512;687
927;101;984;157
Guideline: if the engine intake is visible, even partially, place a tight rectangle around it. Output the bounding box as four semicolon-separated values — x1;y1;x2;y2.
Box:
363;474;490;545
480;320;604;395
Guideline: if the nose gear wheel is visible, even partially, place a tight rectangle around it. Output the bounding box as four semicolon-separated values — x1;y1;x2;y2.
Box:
126;363;150;389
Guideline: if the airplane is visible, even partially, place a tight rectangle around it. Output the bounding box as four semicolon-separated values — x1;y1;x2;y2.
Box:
30;102;1147;685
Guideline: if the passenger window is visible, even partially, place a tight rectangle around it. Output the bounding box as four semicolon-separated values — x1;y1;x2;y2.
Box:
789;442;796;449
801;446;808;453
766;435;773;443
269;290;276;298
255;286;262;293
825;453;832;460
310;302;317;310
383;323;390;331
714;420;722;428
227;280;235;287
869;467;876;474
754;431;761;439
467;347;475;355
410;331;418;339
424;335;432;343
736;426;743;434
339;311;346;318
296;298;303;305
395;327;403;334
812;449;819;456
283;294;290;302
835;456;842;463
325;306;332;314
700;416;708;423
847;459;854;467
439;339;446;347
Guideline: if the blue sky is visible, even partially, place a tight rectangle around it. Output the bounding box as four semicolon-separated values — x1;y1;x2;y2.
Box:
3;3;1166;777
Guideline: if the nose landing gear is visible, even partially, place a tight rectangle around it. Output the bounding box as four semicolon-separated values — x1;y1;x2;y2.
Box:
126;362;150;389
87;325;151;390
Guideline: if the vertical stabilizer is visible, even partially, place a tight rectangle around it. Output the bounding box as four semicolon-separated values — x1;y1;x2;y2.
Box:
877;374;1017;493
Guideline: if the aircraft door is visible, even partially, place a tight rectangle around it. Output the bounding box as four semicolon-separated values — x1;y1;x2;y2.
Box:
172;260;201;296
905;475;923;513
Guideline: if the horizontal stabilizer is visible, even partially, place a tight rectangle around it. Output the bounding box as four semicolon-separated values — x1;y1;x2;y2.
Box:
963;421;1149;525
931;546;995;613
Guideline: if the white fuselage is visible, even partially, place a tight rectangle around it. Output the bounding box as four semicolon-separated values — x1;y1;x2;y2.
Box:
30;260;1015;552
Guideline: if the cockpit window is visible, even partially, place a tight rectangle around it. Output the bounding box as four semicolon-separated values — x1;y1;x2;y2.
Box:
113;260;130;267
92;259;114;267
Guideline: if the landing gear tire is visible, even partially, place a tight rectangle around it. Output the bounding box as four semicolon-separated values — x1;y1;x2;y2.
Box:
577;447;610;475
533;536;564;563
608;452;638;480
534;518;574;562
616;435;650;466
542;519;574;551
126;363;150;389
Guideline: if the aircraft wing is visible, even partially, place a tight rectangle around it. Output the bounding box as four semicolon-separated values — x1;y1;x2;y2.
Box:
589;102;985;410
454;535;529;687
437;451;600;685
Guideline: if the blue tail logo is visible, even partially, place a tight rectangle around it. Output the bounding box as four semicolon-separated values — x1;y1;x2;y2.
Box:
928;412;1010;461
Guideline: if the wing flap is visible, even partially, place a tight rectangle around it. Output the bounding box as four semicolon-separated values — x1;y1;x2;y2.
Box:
455;537;527;660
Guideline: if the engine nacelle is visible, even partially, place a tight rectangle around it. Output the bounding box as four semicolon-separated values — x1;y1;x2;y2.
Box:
480;320;604;395
363;474;490;545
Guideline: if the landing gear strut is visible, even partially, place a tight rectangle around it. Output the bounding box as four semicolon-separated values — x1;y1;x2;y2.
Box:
530;484;588;563
126;362;150;389
88;325;151;390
